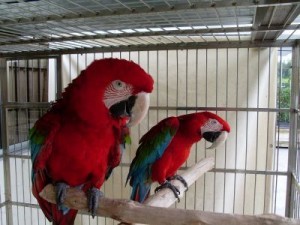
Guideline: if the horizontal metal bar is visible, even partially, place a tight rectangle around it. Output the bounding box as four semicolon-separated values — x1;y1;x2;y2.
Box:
6;154;290;177
149;106;291;113
0;202;6;208
0;0;299;27
1;24;299;47
212;168;289;176
1;103;291;113
0;40;296;59
3;102;50;109
10;201;92;216
10;201;40;209
118;162;288;176
6;154;30;160
7;66;47;71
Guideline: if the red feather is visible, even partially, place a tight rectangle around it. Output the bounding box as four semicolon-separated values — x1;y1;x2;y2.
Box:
152;112;230;183
31;58;154;224
127;112;230;203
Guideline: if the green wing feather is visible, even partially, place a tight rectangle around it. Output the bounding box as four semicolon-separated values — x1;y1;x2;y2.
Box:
126;116;179;185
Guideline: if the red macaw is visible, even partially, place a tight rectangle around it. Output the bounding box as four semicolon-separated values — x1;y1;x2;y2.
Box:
126;112;230;203
30;58;154;225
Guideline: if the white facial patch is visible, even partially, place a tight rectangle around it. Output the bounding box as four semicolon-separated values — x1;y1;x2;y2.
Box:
201;118;223;134
103;80;133;109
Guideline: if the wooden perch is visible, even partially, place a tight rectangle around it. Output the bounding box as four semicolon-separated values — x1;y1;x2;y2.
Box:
39;157;300;225
144;157;214;207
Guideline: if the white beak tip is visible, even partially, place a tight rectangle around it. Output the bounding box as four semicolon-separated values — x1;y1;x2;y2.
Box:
206;131;228;150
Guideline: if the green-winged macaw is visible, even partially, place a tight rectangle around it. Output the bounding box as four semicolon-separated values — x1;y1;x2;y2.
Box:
30;58;154;225
126;112;230;203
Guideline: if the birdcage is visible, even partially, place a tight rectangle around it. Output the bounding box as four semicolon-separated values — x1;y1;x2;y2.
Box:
0;1;300;225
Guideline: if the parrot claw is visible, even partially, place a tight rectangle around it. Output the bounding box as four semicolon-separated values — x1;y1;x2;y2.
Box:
167;175;188;191
155;181;181;202
87;187;104;218
55;182;69;211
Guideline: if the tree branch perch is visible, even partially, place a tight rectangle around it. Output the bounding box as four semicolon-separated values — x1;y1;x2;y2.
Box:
39;157;300;225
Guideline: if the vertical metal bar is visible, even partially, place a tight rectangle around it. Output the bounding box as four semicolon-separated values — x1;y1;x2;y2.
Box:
166;50;169;117
214;48;218;212
13;62;19;224
118;52;121;205
13;113;19;225
194;48;198;210
274;48;282;213
264;47;272;213
38;59;43;118
0;58;13;225
56;56;63;99
174;49;179;209
68;54;72;85
186;49;188;110
27;106;33;225
275;47;284;214
254;48;261;214
14;61;20;152
77;54;79;76
243;47;250;214
286;42;299;217
233;48;239;214
184;49;188;208
203;48;208;211
26;60;30;103
14;61;18;103
147;50;150;140
176;49;179;114
38;59;41;102
223;48;229;213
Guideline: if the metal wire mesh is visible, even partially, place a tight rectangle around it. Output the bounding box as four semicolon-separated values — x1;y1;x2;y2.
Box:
0;0;299;56
0;46;298;225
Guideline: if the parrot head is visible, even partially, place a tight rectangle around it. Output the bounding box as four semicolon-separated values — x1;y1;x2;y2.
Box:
64;58;154;126
179;112;230;149
200;112;230;149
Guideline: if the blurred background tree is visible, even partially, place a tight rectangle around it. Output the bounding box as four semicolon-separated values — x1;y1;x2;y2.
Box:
277;59;291;124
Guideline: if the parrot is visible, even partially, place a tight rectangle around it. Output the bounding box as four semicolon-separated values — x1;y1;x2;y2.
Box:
126;112;230;203
29;58;154;225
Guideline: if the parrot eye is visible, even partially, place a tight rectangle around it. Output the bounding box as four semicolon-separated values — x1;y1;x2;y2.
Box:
210;119;218;124
112;80;125;90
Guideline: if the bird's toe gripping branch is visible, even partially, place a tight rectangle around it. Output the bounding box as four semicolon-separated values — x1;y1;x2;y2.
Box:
55;182;69;211
167;175;188;191
88;187;104;218
155;180;181;202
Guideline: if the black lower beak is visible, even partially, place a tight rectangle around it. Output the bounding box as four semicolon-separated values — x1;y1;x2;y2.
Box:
109;96;137;118
203;132;221;143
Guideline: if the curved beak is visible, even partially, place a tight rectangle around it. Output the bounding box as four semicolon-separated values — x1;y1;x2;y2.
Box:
204;131;228;149
127;92;150;127
109;92;150;127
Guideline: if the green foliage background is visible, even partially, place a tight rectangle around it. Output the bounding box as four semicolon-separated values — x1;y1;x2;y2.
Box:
277;60;291;123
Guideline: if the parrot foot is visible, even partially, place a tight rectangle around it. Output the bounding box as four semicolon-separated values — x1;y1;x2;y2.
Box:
154;181;181;202
55;182;69;211
87;187;104;218
167;175;188;191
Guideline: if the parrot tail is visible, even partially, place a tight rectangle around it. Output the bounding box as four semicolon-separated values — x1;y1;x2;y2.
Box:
32;170;78;225
130;182;151;203
51;209;77;225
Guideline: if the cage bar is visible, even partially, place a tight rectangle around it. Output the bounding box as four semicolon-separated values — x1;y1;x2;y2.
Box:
0;1;300;224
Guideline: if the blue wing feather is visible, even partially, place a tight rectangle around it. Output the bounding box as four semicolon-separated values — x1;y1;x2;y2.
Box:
29;127;45;182
126;117;179;202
